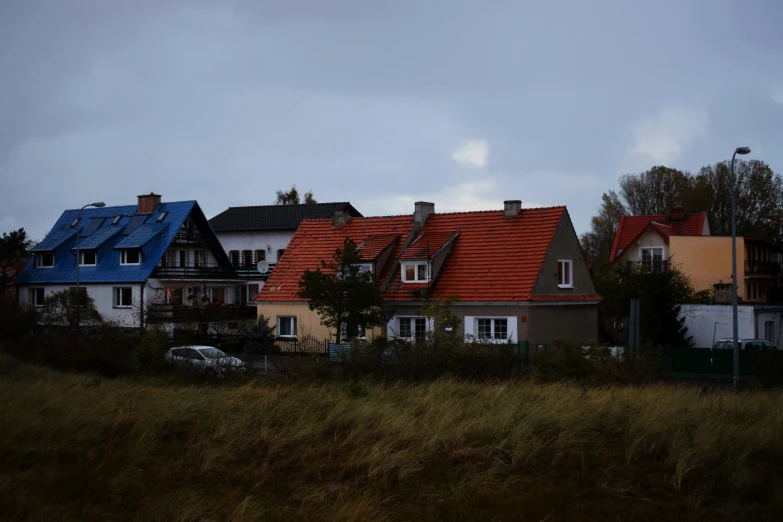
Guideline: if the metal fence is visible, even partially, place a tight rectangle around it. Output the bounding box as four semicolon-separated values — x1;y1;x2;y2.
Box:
275;336;330;355
659;347;783;381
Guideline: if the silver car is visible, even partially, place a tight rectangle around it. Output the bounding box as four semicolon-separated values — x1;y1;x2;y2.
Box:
712;339;778;351
164;346;246;374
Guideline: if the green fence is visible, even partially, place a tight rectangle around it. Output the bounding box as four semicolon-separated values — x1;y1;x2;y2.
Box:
660;347;783;382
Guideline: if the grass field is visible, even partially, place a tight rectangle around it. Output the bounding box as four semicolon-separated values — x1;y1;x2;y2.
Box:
1;354;782;521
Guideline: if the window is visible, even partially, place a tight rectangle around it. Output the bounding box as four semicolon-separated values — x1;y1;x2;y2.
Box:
247;284;259;301
36;252;54;268
120;249;141;265
640;247;664;271
29;288;45;306
210;287;226;304
278;316;297;337
156;211;168;222
255;250;266;261
70;217;80;227
277;249;286;261
114;287;132;308
401;262;429;283
343;320;366;340
243;250;253;267
230;250;240;266
166;287;183;305
79;250;96;266
178;250;186;268
112;215;122;225
557;259;572;288
399;317;427;341
194;250;206;268
477;318;508;340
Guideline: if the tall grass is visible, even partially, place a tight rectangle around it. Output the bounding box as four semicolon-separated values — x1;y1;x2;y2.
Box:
1;353;782;521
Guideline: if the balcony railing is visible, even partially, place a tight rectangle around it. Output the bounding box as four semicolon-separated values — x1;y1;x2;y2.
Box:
625;260;671;272
234;263;275;280
745;260;782;276
153;261;236;279
147;304;256;323
172;230;205;244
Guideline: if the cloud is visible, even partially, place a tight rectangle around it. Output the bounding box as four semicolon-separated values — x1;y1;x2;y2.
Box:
629;107;708;164
452;140;489;168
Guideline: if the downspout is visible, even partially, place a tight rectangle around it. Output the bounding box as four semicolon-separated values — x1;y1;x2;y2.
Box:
140;282;145;331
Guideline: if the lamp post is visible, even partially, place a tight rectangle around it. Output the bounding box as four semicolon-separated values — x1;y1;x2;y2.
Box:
731;147;751;390
75;202;105;336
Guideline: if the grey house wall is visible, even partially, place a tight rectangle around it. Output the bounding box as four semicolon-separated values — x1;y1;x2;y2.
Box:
527;305;598;344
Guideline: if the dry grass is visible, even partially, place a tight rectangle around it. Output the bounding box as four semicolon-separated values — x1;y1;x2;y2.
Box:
1;353;782;521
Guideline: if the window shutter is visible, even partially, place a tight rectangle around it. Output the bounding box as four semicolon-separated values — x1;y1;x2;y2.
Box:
463;316;475;340
506;316;518;342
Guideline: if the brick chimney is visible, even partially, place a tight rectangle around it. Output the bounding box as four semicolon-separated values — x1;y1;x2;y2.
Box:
504;200;522;217
414;201;435;229
137;193;162;214
332;209;351;227
668;208;686;234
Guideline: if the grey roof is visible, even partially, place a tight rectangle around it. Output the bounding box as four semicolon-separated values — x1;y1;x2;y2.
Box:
208;202;362;231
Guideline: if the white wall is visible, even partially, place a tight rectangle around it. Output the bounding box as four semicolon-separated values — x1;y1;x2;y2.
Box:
680;304;755;348
621;229;669;262
215;230;295;263
21;283;143;327
756;311;783;348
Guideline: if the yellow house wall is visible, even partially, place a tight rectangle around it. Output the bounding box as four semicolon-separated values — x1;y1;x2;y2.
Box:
669;236;746;298
256;303;383;341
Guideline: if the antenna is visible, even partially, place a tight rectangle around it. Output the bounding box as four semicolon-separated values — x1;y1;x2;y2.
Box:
256;261;270;274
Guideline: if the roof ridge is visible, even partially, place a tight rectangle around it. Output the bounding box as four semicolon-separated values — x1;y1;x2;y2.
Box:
223;202;352;210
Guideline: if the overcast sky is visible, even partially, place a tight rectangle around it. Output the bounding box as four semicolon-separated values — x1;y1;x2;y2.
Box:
2;0;783;241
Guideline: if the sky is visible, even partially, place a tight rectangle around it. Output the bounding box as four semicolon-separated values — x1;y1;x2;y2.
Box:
2;0;783;241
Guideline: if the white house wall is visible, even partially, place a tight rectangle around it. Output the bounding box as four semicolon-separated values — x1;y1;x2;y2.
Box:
21;283;143;327
679;304;755;348
214;230;295;263
621;230;669;262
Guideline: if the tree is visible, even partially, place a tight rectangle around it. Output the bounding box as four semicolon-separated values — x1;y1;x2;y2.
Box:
580;191;626;267
619;166;692;216
297;238;392;342
39;289;103;329
246;315;276;353
0;228;33;296
594;263;694;347
275;185;318;205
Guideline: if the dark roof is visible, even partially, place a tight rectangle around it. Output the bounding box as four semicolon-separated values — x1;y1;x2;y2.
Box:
208;202;363;231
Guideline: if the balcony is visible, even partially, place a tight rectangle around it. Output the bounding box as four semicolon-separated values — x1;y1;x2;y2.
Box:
745;260;782;276
624;260;671;272
171;230;206;244
153;261;236;279
147;304;256;323
234;263;275;280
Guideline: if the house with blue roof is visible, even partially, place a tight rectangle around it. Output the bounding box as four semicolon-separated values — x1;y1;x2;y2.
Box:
16;194;253;329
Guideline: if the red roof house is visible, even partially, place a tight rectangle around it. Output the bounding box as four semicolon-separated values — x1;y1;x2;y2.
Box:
609;211;709;263
256;200;599;344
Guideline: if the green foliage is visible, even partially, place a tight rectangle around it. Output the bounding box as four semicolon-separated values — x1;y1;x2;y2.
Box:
245;315;276;353
274;185;317;205
39;288;103;328
596;262;694;347
0;227;33;295
297;238;392;342
0;297;38;340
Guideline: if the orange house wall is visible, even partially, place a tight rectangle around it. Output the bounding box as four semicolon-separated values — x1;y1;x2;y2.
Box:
669;236;746;299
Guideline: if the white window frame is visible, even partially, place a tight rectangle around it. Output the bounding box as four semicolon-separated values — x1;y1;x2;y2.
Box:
464;316;518;343
120;249;141;266
396;316;428;341
401;261;430;283
557;259;573;289
35;252;54;268
476;318;509;340
640;247;664;269
79;250;97;266
113;287;133;308
277;316;297;338
29;288;45;306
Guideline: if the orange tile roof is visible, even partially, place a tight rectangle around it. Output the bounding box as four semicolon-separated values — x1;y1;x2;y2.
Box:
255;206;591;303
398;231;458;260
609;212;706;262
357;234;401;260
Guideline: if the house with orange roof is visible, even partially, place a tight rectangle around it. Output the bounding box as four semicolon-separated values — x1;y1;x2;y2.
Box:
255;201;600;345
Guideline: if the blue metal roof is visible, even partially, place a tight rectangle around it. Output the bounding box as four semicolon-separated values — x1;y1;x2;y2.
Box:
16;201;209;284
114;222;169;249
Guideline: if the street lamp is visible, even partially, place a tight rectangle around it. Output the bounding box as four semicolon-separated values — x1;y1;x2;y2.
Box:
731;147;750;390
75;202;105;336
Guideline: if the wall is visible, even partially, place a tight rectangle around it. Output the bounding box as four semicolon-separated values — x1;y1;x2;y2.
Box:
256;302;383;341
670;236;745;298
20;283;143;327
531;210;596;296
214;230;295;263
679;304;755;348
526;304;598;344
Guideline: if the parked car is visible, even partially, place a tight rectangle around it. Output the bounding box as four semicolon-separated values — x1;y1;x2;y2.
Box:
164;346;246;375
712;339;779;351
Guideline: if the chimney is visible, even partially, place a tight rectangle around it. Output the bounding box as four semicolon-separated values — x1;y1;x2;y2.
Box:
669;208;686;222
332;209;350;227
137;193;162;214
414;201;435;229
504;200;522;217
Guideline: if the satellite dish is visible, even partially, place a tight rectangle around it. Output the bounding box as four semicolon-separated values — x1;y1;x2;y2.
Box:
256;261;270;273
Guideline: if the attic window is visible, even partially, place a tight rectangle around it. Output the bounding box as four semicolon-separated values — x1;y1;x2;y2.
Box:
401;262;429;283
156;211;168;222
36;252;54;268
70;217;80;227
112;215;122;225
120;249;141;265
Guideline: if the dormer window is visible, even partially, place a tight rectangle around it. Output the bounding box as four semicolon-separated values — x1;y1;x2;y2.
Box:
112;215;122;225
156;211;168;222
79;250;97;266
70;217;80;227
120;249;141;265
36;252;54;268
401;261;429;283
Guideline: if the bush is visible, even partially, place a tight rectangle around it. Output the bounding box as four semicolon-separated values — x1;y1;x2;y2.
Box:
0;297;38;340
244;315;276;354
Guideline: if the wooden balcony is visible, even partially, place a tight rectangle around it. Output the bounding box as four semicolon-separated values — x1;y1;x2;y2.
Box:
153;261;237;279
